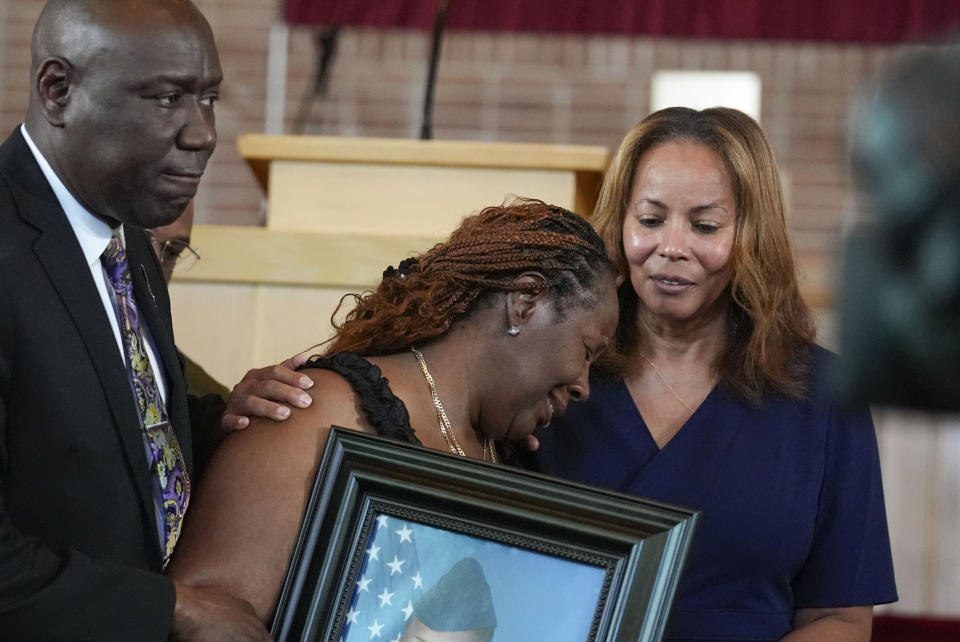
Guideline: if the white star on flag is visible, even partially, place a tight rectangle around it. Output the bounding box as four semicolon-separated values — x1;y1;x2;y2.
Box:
386;555;406;576
338;515;427;641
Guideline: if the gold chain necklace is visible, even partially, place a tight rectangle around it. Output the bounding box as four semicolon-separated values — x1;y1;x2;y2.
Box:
410;347;498;464
637;351;696;413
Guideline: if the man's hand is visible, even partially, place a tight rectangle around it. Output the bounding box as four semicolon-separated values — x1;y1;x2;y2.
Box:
220;353;314;432
171;582;272;642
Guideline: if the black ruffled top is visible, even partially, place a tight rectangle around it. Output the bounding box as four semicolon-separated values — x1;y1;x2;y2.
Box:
298;351;421;446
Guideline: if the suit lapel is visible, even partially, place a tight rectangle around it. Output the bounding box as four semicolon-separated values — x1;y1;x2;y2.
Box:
8;130;164;567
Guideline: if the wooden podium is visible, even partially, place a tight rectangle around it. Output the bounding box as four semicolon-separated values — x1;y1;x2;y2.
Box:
168;134;610;387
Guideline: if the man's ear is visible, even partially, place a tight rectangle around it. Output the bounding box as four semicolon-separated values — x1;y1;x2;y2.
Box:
35;57;72;127
505;272;549;331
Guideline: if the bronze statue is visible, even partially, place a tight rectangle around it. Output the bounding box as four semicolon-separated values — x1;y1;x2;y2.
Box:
839;42;960;410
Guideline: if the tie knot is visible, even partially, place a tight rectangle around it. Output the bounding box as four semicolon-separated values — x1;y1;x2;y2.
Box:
102;232;125;265
101;233;130;292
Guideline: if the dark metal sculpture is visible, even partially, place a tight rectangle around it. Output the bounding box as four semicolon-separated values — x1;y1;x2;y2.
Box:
839;42;960;410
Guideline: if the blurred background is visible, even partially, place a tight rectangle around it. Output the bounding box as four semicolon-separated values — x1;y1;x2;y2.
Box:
2;0;959;628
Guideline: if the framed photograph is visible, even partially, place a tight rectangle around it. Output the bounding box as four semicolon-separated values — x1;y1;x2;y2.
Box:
271;427;699;642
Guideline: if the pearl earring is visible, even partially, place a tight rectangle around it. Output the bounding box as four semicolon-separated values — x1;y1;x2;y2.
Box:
507;326;520;336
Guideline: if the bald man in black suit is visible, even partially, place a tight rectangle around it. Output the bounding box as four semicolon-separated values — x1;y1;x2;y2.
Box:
0;0;310;639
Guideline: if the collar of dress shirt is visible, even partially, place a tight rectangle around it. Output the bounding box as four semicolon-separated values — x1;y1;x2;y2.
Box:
20;123;123;265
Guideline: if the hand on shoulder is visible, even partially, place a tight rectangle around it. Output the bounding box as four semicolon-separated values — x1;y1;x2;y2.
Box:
220;352;315;432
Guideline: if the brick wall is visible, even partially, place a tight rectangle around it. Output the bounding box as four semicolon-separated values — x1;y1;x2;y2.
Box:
1;1;905;320
279;29;897;318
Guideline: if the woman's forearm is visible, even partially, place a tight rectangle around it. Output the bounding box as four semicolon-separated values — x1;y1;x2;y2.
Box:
783;606;872;642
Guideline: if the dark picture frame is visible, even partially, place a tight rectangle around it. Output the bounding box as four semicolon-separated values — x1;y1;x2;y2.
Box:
271;427;699;642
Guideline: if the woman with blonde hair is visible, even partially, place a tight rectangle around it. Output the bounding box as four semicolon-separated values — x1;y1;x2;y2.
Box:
532;108;897;641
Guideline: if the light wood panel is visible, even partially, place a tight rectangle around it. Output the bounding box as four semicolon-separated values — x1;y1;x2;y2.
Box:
169;225;445;386
179;225;443;287
874;409;960;615
238;134;611;190
267;161;577;234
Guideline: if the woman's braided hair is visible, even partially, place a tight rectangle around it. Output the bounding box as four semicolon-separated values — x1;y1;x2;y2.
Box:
323;198;613;357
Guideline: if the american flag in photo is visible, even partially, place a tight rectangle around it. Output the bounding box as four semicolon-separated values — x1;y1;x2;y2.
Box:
340;514;425;642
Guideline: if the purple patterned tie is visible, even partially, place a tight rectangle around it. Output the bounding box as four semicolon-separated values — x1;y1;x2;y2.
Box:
102;233;190;567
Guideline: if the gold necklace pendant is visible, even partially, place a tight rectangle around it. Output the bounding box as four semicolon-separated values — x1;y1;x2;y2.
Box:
483;437;500;465
411;347;463;456
410;347;498;464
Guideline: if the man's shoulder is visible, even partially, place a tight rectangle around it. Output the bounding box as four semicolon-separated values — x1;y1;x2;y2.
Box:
0;126;27;171
0;128;39;211
0;129;63;247
0;130;20;199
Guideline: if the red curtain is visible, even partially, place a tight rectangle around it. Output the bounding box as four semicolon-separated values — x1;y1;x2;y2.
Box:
872;614;960;642
284;0;960;43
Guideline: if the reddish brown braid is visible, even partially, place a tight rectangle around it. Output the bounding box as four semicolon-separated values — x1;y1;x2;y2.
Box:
323;199;612;357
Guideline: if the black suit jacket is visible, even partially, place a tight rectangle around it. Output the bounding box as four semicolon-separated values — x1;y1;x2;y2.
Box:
0;127;220;640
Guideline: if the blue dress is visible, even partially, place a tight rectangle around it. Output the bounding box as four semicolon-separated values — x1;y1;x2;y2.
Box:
532;346;897;641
